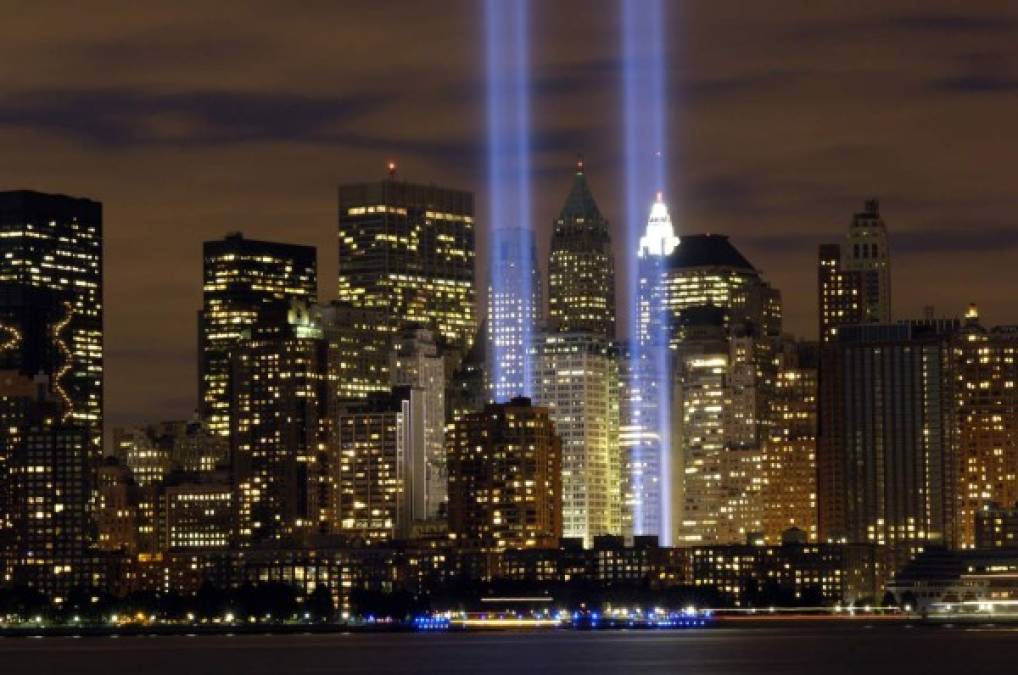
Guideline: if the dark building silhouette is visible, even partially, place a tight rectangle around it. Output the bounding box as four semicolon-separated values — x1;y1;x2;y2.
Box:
0;190;103;445
818;320;957;550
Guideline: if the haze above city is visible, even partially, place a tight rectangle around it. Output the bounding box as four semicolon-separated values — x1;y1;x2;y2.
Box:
2;0;1017;430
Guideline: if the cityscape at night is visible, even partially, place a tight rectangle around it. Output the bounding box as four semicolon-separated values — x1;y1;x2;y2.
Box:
2;1;1018;673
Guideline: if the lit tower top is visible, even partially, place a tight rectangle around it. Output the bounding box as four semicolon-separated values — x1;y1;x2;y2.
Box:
638;193;679;258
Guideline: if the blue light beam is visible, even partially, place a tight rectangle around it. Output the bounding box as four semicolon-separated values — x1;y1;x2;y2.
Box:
485;0;539;403
623;0;672;544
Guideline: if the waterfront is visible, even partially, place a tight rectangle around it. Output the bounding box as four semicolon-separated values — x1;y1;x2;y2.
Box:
1;626;1017;674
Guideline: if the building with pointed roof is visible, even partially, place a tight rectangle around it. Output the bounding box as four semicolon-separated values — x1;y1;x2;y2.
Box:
547;160;616;340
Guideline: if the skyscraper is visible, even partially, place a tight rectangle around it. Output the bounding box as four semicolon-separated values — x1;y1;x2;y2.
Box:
320;302;393;402
332;387;426;541
199;233;317;439
389;326;447;519
818;199;892;342
672;306;764;545
487;226;541;401
337;175;476;356
632;200;782;544
952;305;1018;548
532;331;620;546
818;320;956;549
547;161;615;340
0;191;103;443
762;340;819;543
230;301;327;545
447;398;561;551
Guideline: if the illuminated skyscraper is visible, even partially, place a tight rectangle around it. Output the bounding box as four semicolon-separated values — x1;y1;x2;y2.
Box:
337;176;476;357
447;397;561;551
390;326;447;519
320;302;393;402
631;197;782;544
951;305;1018;548
532;331;620;546
672;307;764;545
487;226;541;401
761;340;819;544
547;161;615;340
0;191;103;443
818;320;956;549
333;387;426;541
818;199;892;342
199;233;317;439
230;301;327;545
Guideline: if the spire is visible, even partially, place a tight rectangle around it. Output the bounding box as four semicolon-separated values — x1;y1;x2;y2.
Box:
558;158;604;223
638;193;679;257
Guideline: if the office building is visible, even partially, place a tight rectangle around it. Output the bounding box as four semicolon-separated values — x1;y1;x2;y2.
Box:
447;398;562;551
547;161;615;340
198;233;317;439
163;482;234;551
761;340;819;544
952;306;1018;548
230;301;327;544
818;199;891;343
320;302;393;402
672;307;764;545
487;227;541;401
532;331;620;546
337;176;476;356
333;387;426;541
0;191;103;445
390;326;447;519
818;320;957;548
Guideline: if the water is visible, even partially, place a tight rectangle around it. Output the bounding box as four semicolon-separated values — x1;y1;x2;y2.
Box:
1;626;1016;674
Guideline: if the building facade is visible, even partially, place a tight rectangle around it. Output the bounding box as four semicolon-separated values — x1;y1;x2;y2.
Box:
337;177;476;357
952;307;1018;548
390;326;447;520
547;162;615;340
332;388;427;541
230;303;327;545
762;340;819;543
447;398;562;551
818;321;957;548
0;191;103;446
818;199;892;343
532;331;620;546
199;233;317;439
487;227;541;402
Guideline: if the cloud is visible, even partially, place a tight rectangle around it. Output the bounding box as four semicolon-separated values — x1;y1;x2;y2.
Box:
0;88;394;147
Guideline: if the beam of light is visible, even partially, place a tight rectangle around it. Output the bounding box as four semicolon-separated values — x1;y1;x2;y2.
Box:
485;0;539;403
622;0;672;545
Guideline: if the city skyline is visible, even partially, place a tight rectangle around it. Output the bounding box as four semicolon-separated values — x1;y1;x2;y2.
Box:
3;2;1018;429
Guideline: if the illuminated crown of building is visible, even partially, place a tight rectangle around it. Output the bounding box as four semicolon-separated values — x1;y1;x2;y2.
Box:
637;193;679;257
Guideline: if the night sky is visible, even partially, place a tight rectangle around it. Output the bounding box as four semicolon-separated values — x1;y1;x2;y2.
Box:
2;1;1016;431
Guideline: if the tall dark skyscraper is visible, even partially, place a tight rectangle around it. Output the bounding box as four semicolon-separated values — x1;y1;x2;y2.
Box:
547;161;615;340
198;233;317;439
0;191;103;442
818;320;956;549
818;199;892;343
337;175;476;357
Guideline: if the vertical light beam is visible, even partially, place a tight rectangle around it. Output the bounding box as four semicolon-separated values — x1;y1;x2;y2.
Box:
486;0;538;403
623;0;672;545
